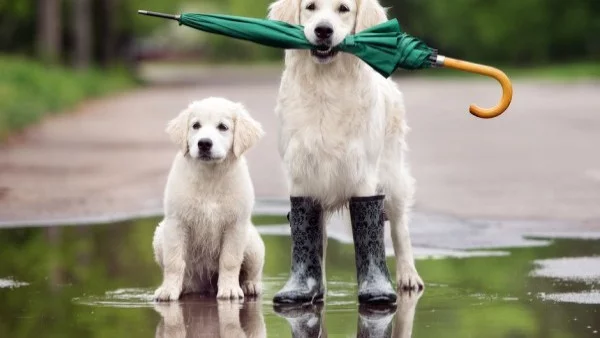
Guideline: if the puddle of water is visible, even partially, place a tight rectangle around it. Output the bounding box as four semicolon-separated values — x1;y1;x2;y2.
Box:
0;217;599;337
539;291;600;305
530;256;600;282
73;288;155;308
0;278;29;289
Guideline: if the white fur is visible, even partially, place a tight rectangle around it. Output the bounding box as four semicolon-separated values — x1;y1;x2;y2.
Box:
268;0;423;289
153;97;266;301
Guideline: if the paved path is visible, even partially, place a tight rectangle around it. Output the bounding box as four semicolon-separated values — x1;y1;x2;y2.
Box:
1;69;599;227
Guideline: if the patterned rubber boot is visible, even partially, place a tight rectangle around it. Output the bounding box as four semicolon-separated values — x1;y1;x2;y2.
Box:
273;197;325;304
350;195;397;304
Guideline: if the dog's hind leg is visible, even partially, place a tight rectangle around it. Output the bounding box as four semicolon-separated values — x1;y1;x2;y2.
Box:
240;225;265;296
153;221;165;268
381;159;423;291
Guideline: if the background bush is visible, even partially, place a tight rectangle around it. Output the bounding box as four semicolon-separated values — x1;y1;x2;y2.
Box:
0;55;133;140
1;0;597;66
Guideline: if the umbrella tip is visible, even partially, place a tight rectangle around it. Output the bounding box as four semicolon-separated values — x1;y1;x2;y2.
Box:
136;10;180;21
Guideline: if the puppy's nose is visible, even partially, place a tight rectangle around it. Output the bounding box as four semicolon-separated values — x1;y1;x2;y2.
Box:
197;138;213;151
314;23;333;40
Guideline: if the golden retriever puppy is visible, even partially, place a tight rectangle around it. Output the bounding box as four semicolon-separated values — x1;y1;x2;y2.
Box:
153;97;265;301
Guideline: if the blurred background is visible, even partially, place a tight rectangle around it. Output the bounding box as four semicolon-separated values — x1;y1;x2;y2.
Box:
1;1;600;337
1;0;599;139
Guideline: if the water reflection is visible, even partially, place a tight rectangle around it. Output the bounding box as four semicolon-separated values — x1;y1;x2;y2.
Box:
357;304;396;338
1;218;600;337
390;291;422;338
154;296;266;338
272;290;422;338
273;303;326;338
150;291;422;338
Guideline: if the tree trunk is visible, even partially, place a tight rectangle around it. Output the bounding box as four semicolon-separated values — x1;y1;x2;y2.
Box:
72;0;92;69
98;0;116;67
37;0;62;63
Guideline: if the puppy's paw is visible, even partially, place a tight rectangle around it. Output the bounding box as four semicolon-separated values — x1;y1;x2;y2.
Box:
217;283;245;299
241;280;262;296
396;264;424;292
154;283;182;301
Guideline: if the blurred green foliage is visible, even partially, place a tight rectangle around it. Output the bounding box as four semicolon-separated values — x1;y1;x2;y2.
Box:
1;0;598;65
0;55;134;140
0;0;597;138
392;0;600;65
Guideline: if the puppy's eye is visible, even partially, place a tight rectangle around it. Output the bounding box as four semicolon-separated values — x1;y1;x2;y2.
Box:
217;123;229;132
338;4;350;12
306;2;316;10
192;122;201;130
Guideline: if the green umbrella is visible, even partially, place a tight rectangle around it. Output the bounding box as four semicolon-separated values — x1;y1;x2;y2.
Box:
137;10;435;78
137;10;512;119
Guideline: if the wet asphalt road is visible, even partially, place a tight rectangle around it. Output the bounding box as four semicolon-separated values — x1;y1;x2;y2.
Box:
0;66;599;227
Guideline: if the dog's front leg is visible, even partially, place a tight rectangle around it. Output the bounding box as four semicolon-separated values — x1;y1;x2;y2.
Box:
154;219;187;301
217;223;246;299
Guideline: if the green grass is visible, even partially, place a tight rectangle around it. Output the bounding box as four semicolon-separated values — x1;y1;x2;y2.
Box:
0;55;136;141
399;61;600;80
252;214;288;225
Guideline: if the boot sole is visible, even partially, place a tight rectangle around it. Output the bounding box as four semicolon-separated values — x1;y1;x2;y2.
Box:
358;294;397;305
273;292;324;305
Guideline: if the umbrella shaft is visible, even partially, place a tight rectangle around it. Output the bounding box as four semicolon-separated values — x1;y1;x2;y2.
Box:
137;10;180;21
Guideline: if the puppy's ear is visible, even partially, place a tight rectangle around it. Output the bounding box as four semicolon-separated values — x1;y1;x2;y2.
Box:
355;0;388;33
166;109;190;154
233;105;264;158
267;0;300;24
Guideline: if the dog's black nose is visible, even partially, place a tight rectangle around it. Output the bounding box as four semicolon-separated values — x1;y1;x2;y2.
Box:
314;23;333;40
197;138;213;151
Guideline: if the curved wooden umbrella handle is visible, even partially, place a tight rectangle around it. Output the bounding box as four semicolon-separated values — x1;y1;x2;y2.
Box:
440;56;513;119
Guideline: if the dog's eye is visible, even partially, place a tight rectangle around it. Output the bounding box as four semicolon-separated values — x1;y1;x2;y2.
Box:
338;4;350;13
305;2;316;10
217;123;229;132
192;122;201;130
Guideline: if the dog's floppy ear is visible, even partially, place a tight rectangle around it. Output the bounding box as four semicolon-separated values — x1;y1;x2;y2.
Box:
233;104;265;158
166;108;190;154
355;0;388;33
267;0;300;24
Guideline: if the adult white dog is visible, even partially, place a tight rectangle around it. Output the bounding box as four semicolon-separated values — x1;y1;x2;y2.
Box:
153;97;265;301
268;0;423;305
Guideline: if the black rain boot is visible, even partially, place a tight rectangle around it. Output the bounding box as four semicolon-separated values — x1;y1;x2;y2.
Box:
273;197;325;304
350;195;397;304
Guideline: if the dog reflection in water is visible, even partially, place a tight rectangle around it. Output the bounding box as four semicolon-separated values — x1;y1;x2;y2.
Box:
153;295;266;338
274;290;422;338
154;291;421;337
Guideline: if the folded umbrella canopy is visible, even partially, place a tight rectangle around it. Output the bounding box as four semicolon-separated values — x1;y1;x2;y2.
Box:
138;10;512;118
